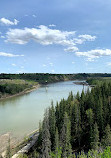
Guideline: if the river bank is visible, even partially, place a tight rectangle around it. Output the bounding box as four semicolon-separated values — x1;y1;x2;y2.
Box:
73;81;88;86
0;129;39;157
0;80;90;157
0;78;74;101
0;84;40;101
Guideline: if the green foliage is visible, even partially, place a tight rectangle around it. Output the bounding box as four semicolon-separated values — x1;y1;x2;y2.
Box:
101;147;111;158
24;78;111;157
49;102;56;150
91;122;100;150
60;112;72;158
41;110;51;158
0;79;37;97
102;124;111;147
50;147;62;158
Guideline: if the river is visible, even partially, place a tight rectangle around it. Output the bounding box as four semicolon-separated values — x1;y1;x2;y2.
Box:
0;80;89;139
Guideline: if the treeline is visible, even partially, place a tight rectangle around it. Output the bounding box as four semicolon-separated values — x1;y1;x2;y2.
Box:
1;73;111;84
0;73;76;84
33;80;111;157
87;78;111;86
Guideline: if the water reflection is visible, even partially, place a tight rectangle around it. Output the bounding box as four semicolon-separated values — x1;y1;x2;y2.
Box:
0;80;90;138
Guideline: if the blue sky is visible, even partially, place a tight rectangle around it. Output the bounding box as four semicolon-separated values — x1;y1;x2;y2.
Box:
0;0;111;73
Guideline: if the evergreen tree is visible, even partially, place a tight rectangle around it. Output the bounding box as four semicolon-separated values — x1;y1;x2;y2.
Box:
96;97;104;132
71;102;81;147
54;128;61;157
49;102;56;150
86;108;94;148
91;122;100;150
102;124;111;147
41;110;51;158
60;112;72;158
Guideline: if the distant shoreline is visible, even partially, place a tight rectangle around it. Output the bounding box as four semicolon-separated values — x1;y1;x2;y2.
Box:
73;81;89;86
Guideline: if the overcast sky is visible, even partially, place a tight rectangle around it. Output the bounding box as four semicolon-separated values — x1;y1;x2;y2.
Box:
0;0;111;73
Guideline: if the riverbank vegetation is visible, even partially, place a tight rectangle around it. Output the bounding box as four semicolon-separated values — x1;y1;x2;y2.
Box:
11;79;111;158
0;73;111;99
1;73;111;84
0;79;38;99
87;77;111;86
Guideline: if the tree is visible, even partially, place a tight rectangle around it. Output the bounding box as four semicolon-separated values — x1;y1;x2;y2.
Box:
71;102;81;147
60;112;72;158
49;102;56;150
86;108;94;148
91;122;100;150
41;110;51;158
54;128;62;158
96;97;104;132
102;124;111;147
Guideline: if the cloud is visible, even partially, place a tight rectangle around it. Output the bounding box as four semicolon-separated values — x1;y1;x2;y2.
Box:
64;46;79;52
49;24;56;27
0;52;24;57
107;62;111;66
78;34;96;41
6;25;76;45
32;15;37;18
72;61;75;64
49;62;53;66
75;49;111;61
5;25;96;53
0;18;19;26
43;64;47;67
12;63;16;66
73;35;96;45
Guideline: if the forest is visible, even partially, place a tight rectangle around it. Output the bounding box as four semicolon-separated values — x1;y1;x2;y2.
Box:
1;73;111;84
19;78;111;158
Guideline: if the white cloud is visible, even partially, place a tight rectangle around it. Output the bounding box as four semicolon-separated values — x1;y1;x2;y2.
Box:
78;34;96;41
43;64;46;67
72;61;75;64
32;15;37;18
107;62;111;66
73;35;96;45
64;46;79;52
75;49;111;61
0;18;19;26
6;25;76;46
0;52;24;57
5;25;97;53
49;62;53;66
12;63;16;66
49;24;56;27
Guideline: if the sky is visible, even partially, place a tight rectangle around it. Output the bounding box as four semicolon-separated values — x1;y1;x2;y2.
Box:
0;0;111;73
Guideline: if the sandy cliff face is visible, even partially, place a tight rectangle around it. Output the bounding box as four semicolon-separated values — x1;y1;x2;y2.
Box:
0;133;20;156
